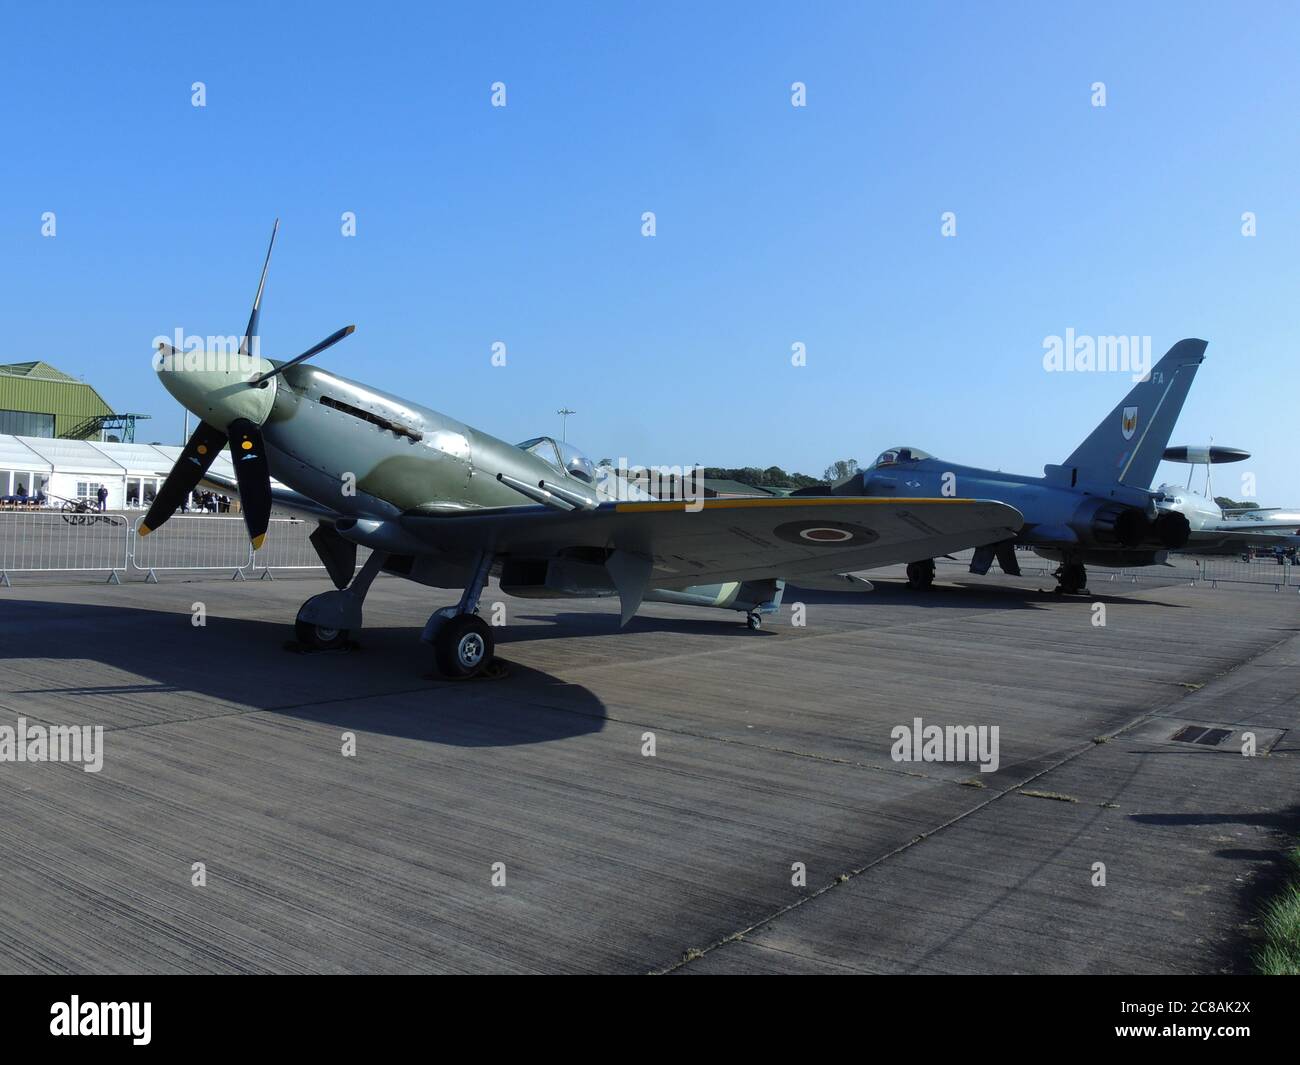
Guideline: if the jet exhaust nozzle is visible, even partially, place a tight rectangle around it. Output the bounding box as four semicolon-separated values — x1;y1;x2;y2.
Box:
1090;503;1149;548
1152;510;1190;549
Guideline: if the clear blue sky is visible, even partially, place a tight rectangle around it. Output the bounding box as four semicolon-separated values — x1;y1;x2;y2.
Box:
3;1;1297;503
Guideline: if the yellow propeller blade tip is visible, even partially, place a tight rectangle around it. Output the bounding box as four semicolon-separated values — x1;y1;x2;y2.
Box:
138;524;152;537
251;534;266;551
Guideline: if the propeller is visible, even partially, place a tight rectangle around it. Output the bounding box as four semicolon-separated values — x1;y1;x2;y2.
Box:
138;422;228;536
252;324;355;385
228;419;272;549
240;219;278;359
141;220;356;549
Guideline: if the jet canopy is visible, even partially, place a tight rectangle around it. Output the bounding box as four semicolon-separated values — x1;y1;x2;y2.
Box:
869;446;932;469
516;436;597;484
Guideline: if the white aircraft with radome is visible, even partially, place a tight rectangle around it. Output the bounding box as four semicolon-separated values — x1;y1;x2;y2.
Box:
1154;445;1300;556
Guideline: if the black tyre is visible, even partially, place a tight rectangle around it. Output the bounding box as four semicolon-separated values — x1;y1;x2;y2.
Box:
434;614;494;678
295;618;350;650
906;560;935;590
1057;564;1087;595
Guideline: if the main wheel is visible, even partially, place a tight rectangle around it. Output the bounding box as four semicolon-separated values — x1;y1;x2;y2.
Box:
906;560;935;590
295;618;351;650
746;612;762;631
434;614;495;678
1056;563;1087;595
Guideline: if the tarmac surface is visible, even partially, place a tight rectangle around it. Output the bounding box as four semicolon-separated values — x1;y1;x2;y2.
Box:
0;562;1296;973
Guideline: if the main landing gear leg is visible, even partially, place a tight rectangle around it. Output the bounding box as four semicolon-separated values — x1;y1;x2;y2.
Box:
423;552;496;678
906;559;936;590
294;549;390;650
1053;561;1088;595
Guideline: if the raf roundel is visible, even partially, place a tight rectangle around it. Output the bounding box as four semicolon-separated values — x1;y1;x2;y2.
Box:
773;519;879;548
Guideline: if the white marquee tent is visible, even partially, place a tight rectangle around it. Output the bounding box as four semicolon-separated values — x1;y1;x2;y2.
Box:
0;434;269;509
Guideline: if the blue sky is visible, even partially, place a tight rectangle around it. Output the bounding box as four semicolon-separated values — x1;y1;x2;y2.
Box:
3;1;1297;502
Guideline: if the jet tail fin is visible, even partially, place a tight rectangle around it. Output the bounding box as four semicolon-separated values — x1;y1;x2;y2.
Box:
1061;338;1207;488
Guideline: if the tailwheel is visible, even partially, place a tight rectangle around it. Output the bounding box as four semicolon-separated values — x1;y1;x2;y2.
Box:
433;614;495;678
906;559;936;590
294;618;351;650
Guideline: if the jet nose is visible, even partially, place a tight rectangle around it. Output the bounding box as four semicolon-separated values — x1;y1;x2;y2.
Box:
153;342;277;428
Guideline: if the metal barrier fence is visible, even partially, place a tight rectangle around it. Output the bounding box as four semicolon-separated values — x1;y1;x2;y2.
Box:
244;519;372;574
0;511;131;582
129;515;254;578
1193;556;1298;588
0;511;371;584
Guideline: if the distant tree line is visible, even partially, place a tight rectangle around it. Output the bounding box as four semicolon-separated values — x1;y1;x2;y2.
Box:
597;459;863;491
703;466;824;489
1215;497;1260;511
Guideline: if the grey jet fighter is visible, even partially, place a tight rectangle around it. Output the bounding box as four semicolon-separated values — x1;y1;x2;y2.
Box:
805;339;1208;593
139;222;1023;676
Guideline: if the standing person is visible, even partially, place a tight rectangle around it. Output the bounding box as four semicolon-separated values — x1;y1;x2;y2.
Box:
96;485;108;512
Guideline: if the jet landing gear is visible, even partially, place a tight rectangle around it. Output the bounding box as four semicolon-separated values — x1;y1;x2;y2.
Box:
422;552;497;679
906;559;936;590
294;549;390;651
1053;561;1088;595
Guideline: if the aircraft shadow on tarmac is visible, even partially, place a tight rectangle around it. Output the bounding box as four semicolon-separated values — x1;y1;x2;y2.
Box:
785;578;1189;609
0;599;608;748
502;610;783;642
1130;804;1300;918
1128;805;1300;833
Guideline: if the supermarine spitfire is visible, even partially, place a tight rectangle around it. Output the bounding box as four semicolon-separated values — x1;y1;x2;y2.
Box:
140;223;1023;676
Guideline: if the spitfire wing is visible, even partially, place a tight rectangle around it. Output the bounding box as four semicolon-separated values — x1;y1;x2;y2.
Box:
401;497;1023;587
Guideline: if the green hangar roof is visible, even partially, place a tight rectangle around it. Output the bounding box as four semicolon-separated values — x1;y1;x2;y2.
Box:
0;361;115;439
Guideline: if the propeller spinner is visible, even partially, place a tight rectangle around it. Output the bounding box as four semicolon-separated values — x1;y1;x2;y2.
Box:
141;220;355;548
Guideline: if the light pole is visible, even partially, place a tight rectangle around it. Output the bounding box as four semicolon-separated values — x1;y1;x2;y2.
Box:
557;407;576;442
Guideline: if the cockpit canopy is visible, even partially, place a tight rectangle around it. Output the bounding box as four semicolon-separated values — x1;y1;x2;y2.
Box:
515;436;596;484
869;446;933;469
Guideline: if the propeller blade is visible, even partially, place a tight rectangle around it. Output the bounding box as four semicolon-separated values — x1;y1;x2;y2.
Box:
252;324;356;384
139;422;228;536
228;418;273;550
239;219;279;359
